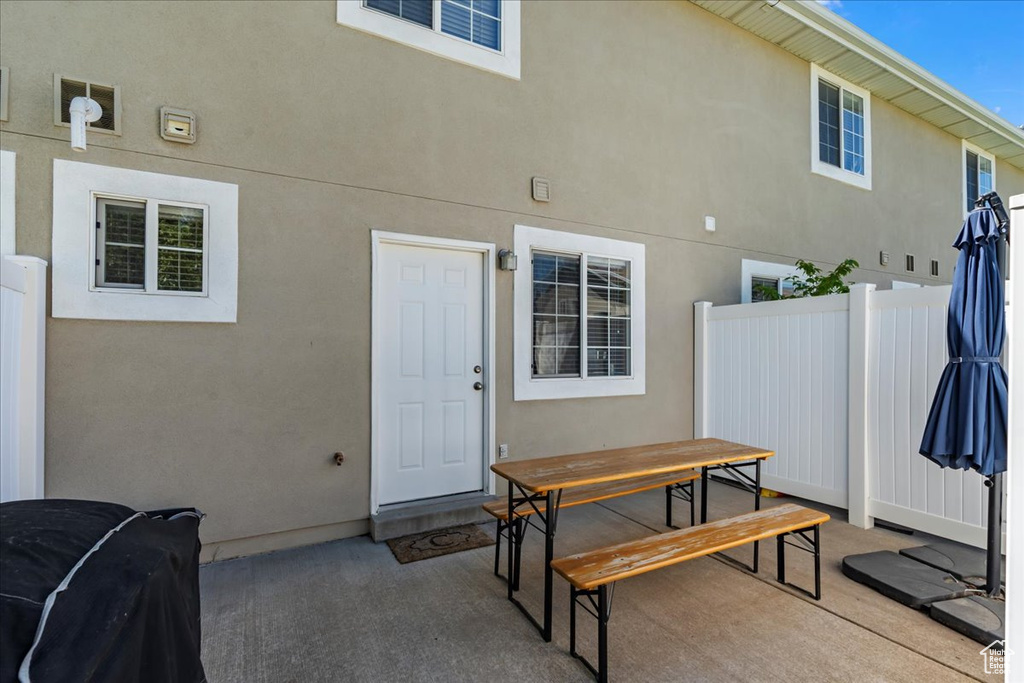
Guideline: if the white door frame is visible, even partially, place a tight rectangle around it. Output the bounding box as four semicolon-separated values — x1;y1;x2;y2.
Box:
370;230;496;514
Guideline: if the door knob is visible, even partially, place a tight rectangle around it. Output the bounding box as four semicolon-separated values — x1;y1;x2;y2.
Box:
473;382;484;391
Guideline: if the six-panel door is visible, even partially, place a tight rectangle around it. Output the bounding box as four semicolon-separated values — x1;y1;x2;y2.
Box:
377;243;485;505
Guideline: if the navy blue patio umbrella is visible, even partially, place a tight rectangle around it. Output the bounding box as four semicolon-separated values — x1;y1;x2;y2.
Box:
920;197;1009;596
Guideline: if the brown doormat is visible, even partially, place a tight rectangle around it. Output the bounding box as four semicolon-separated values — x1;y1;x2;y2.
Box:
386;524;495;564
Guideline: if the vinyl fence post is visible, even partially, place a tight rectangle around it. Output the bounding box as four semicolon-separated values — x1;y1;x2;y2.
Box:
694;301;712;440
847;283;875;529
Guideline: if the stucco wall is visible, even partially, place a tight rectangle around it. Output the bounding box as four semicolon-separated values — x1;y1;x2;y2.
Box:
1;0;1021;557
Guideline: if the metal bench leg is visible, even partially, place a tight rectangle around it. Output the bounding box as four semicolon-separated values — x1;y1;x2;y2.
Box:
494;518;504;576
753;460;761;573
814;525;822;601
569;586;578;658
689;480;695;527
700;466;708;523
512;517;524;592
665;485;673;528
777;533;786;585
775;524;823;601
597;584;609;683
568;583;613;683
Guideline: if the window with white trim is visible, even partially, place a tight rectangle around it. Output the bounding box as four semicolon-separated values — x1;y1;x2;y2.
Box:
963;141;995;214
741;259;800;303
52;160;238;323
94;197;207;294
336;0;521;79
514;225;645;401
810;64;872;191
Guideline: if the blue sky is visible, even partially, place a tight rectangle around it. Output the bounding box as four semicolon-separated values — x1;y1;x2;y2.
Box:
819;0;1024;127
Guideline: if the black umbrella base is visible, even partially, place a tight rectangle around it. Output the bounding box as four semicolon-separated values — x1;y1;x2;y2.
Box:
842;551;969;608
899;542;1005;589
930;596;1004;645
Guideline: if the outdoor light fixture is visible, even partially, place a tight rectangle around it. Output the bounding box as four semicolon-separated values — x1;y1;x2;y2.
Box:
498;249;518;271
69;96;102;152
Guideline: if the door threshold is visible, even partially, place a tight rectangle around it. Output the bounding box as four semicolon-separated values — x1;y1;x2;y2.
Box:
371;491;496;542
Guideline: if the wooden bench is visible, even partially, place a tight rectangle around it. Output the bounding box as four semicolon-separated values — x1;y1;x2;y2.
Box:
483;470;700;586
550;503;830;682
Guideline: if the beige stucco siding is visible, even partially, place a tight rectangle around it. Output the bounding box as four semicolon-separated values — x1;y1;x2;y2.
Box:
2;1;1021;557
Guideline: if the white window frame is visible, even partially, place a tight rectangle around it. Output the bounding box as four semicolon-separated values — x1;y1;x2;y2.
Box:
52;160;238;322
514;225;645;401
336;0;521;80
741;259;802;303
810;63;872;191
962;140;996;218
91;195;210;296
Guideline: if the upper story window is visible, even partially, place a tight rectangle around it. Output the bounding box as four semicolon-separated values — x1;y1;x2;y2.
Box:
338;0;520;79
810;64;872;191
52;160;238;323
514;225;645;401
963;141;995;214
365;0;502;50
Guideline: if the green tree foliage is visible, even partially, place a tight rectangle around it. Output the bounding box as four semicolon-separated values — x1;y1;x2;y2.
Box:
753;258;860;301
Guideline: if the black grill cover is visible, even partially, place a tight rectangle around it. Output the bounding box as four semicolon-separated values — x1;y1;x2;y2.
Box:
0;499;205;683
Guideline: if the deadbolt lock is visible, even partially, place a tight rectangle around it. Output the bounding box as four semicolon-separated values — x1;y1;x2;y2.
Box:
474;365;482;374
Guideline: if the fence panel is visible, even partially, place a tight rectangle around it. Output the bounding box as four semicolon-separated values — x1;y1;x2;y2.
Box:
695;282;994;547
0;256;47;503
865;286;989;546
699;296;850;508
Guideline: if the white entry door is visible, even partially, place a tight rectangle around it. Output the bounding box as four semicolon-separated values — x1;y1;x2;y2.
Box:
377;242;486;505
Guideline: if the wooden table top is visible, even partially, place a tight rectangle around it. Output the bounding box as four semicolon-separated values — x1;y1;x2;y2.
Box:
490;438;773;493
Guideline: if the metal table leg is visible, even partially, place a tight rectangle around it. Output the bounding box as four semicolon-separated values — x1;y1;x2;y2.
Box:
503;480;561;641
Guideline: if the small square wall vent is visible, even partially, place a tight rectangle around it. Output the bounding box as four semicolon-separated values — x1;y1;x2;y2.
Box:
532;177;551;202
160;106;196;144
54;75;121;134
905;254;916;272
930;259;940;277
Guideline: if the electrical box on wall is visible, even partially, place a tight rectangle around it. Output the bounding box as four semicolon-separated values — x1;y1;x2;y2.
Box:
160;106;195;144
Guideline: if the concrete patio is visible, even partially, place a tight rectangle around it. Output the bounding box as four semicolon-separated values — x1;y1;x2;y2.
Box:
200;482;996;682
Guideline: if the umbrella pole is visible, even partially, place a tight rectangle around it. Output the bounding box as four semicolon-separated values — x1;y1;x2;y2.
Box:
986;475;1002;596
986;222;1008;598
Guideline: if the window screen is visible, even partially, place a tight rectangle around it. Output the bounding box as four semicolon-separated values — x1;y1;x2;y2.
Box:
966;150;979;211
751;276;779;302
965;150;994;212
819;79;864;176
365;0;432;28
98;199;146;288
586;257;631;377
842;91;865;175
157;205;205;292
818;80;840;168
532;252;580;377
441;0;501;50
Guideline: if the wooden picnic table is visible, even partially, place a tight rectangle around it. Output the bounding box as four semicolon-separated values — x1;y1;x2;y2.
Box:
491;437;774;642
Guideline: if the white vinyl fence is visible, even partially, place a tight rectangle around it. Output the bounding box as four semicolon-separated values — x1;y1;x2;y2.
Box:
694;283;995;548
1;255;47;503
